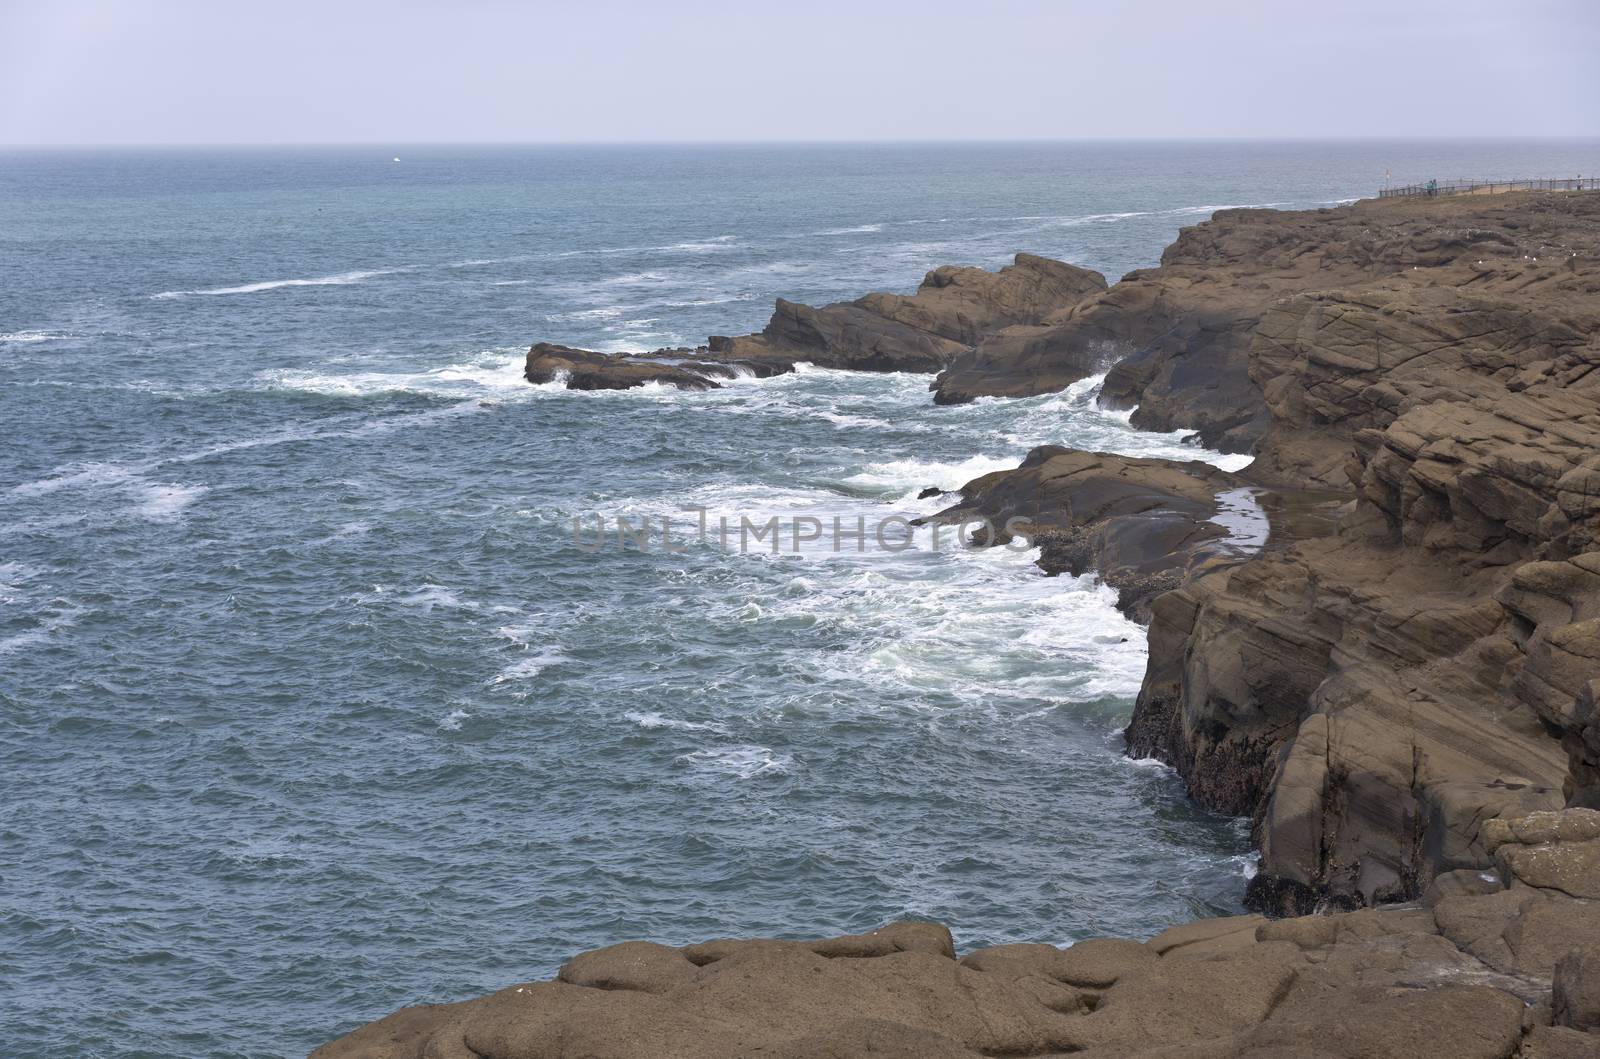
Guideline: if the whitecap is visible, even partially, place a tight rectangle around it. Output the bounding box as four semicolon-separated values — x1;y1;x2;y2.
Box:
0;599;88;655
438;709;470;731
841;454;1020;498
258;350;529;399
0;330;71;343
152;267;407;299
135;483;207;522
394;585;477;612
625;711;729;734
492;646;571;684
680;745;792;779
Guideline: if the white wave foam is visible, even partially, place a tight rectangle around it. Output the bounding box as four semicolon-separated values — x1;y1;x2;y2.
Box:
546;307;624;322
555;235;736;258
0;330;71;343
136;483;207;522
152;268;406;299
600;270;674;287
0;600;87;655
842;454;1019;498
813;224;884;235
1122;754;1176;772
390;585;478;612
1044;211;1151;227
680;745;792;779
625;711;729;734
438;709;470;731
1159;202;1288;217
11;463;135;497
259;350;529;398
493;646;570;684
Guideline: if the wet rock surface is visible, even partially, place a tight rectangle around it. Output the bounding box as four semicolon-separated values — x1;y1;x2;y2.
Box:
933;192;1600;456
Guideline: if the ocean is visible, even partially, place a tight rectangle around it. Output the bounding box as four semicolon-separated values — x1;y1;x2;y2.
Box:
3;140;1596;1057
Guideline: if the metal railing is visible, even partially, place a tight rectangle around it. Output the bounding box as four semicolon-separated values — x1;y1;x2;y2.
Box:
1378;177;1596;199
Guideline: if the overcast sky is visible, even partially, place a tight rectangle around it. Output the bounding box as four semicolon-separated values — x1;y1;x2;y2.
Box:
2;0;1597;145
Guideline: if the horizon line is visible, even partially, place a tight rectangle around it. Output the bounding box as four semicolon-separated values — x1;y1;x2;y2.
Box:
4;134;1600;151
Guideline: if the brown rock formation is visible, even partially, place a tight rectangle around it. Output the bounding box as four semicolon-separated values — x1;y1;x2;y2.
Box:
524;343;725;391
524;255;1105;389
314;817;1600;1056
1114;191;1600;911
703;253;1106;373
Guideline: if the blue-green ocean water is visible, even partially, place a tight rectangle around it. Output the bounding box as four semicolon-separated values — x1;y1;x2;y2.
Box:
3;141;1597;1057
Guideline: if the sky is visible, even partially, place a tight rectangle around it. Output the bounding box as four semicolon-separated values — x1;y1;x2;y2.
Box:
2;0;1597;145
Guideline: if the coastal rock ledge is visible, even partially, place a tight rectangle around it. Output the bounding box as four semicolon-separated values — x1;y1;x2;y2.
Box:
315;814;1600;1057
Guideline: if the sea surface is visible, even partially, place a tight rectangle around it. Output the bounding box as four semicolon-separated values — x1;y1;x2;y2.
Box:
3;140;1596;1057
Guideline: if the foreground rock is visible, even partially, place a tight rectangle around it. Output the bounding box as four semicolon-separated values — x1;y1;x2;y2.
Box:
315;815;1600;1057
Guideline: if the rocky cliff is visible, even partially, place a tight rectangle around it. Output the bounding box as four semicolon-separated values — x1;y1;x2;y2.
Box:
1116;193;1600;914
326;193;1600;1056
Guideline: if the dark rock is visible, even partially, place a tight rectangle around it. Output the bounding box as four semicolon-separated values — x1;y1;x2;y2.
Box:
524;343;724;391
923;446;1255;622
1555;948;1600;1032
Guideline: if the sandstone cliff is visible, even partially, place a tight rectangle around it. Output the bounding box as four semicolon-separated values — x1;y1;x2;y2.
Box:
1116;192;1600;914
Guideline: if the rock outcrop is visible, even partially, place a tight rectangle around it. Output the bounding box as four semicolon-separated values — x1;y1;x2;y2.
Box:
523;343;793;391
332;193;1600;1056
314;815;1600;1057
524;254;1108;390
703;253;1106;373
920;446;1261;622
